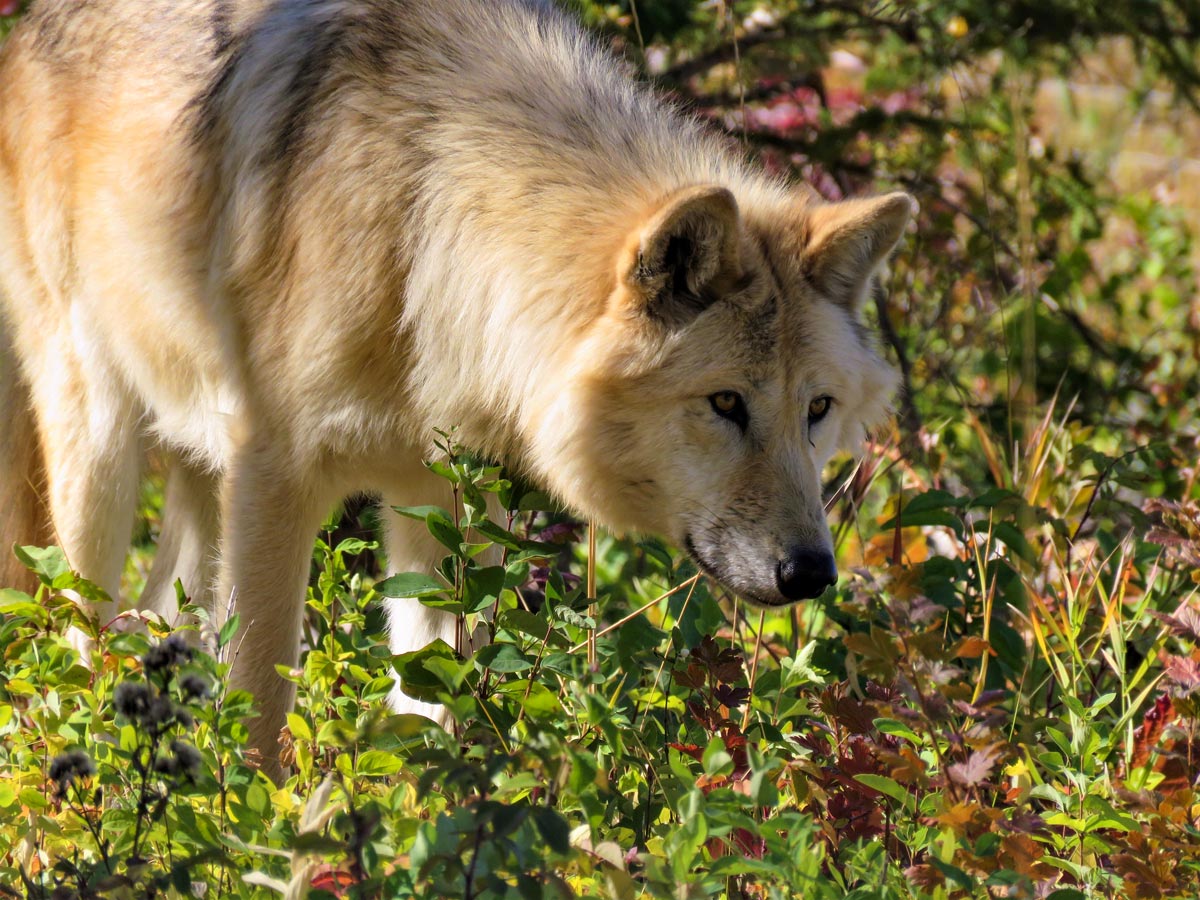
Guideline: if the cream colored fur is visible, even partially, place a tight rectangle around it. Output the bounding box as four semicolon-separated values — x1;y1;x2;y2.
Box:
0;0;911;770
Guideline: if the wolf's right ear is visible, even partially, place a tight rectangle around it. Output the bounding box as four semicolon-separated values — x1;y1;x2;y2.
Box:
618;186;742;329
802;191;915;313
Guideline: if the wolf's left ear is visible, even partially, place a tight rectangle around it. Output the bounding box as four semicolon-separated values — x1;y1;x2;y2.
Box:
803;192;916;312
620;185;743;329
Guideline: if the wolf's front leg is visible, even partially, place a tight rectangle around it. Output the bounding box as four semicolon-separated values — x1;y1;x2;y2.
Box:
380;458;463;722
218;440;332;780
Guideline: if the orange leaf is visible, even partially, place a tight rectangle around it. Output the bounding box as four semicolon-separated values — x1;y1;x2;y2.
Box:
952;636;991;659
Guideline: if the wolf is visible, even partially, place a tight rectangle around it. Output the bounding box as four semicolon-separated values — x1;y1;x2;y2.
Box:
0;0;911;764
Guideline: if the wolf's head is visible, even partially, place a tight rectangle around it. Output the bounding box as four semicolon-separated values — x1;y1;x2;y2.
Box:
536;185;912;606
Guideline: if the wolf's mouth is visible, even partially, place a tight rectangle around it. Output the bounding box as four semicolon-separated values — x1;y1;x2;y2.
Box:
683;533;719;580
683;533;789;608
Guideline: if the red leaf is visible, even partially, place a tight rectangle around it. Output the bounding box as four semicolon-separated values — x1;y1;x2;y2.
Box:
818;686;876;735
1130;694;1175;770
668;742;704;763
310;865;356;896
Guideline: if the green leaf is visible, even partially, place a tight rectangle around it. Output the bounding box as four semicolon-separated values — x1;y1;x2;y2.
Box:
702;736;733;776
286;713;312;742
218;613;241;649
375;572;447;599
15;545;71;585
516;490;554;512
495;680;562;717
497;608;562;643
463;565;506;613
425;459;461;484
904;489;968;512
423;655;473;692
879;489;969;534
391;503;452;522
1082;796;1139;832
356;750;404;776
19;788;47;809
476;643;534;673
853;774;909;804
334;537;377;555
873;718;922;744
553;605;594;630
984;521;1038;565
426;511;466;555
0;590;45;624
393;639;459;702
471;519;524;550
534;807;572;854
880;509;963;533
970;488;1022;509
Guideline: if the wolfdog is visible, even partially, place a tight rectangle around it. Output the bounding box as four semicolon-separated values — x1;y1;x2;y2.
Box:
0;0;911;762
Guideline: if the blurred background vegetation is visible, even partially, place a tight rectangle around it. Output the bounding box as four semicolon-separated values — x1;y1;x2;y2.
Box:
567;0;1199;474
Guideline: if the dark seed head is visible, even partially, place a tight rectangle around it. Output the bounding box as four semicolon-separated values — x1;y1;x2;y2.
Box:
48;749;95;797
179;673;210;701
114;682;152;720
145;695;178;731
142;633;193;674
171;741;203;777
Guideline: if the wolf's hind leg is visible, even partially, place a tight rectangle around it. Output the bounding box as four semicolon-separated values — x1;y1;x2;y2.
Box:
140;453;221;626
0;319;51;593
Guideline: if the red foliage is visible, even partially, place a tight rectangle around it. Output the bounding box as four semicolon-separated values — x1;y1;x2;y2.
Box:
1131;694;1175;770
310;864;357;896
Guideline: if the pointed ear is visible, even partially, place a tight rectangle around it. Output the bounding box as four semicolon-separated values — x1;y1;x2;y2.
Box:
619;185;743;328
804;192;915;312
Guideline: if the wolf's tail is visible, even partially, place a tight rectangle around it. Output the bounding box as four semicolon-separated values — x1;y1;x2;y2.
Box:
0;317;48;592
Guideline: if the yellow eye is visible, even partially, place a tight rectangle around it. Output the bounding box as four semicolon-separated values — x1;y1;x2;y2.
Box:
712;391;739;413
808;396;832;422
709;391;748;431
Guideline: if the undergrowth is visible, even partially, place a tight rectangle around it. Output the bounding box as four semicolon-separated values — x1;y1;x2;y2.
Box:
2;417;1200;898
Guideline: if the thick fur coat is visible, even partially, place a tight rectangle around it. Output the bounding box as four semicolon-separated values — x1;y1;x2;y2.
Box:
0;0;911;765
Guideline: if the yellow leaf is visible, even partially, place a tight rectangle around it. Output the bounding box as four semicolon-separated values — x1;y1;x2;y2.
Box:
935;802;977;829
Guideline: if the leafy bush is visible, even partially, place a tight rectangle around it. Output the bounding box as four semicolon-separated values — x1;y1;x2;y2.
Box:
5;426;1200;897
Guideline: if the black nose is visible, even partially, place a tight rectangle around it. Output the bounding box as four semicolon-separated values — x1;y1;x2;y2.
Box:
776;548;837;601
